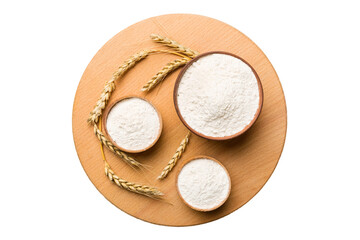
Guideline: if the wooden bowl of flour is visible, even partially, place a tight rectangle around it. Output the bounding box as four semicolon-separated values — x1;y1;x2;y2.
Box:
176;156;231;212
102;96;163;153
174;51;263;141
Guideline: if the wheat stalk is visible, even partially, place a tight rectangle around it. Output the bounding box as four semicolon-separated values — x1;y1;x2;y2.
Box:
141;58;189;92
158;132;191;180
87;50;151;168
150;34;199;58
94;124;142;168
88;49;192;168
87;49;191;124
88;50;150;125
97;117;162;198
88;36;197;183
104;162;163;197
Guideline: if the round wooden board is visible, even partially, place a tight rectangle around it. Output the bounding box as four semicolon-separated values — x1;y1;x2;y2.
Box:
72;14;287;226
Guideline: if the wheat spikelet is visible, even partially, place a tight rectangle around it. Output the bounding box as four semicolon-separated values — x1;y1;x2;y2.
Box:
152;49;191;60
94;124;142;168
98;118;162;198
141;58;188;92
104;162;163;197
158;132;191;180
88;50;150;124
150;34;199;58
87;79;115;125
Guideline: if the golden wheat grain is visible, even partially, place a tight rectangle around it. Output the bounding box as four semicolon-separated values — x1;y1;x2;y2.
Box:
88;50;150;124
94;124;142;168
104;162;163;197
158;132;191;180
88;38;197;181
150;34;199;58
141;58;188;92
98;118;163;198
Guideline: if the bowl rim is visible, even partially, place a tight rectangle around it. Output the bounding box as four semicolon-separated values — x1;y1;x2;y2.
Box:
175;155;232;212
102;95;163;153
173;51;264;141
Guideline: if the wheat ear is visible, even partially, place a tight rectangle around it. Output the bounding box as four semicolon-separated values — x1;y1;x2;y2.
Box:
94;124;142;168
88;50;150;125
150;34;199;58
88;49;191;168
87;50;150;168
98;117;162;198
158;132;191;180
141;58;189;92
104;161;163;197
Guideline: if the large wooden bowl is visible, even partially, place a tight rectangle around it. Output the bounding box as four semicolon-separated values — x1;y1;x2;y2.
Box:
173;51;264;141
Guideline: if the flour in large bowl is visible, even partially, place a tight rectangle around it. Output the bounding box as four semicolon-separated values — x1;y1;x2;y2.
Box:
176;53;261;138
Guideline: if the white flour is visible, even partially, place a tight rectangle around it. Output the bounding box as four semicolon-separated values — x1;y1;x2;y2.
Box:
177;158;231;210
106;97;160;151
177;53;260;137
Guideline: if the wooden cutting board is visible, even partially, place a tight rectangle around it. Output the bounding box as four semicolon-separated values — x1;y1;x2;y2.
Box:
72;14;287;226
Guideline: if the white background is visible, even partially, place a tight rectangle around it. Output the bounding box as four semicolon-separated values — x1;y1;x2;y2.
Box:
0;0;359;239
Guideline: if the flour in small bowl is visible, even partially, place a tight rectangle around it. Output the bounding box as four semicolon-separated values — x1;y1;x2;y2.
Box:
177;158;231;211
176;53;261;138
106;97;161;152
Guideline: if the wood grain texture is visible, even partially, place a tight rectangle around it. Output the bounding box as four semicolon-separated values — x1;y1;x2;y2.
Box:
72;14;287;226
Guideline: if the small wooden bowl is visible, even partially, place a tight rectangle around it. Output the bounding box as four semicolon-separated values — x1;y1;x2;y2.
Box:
176;155;231;212
173;51;264;141
102;96;163;153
